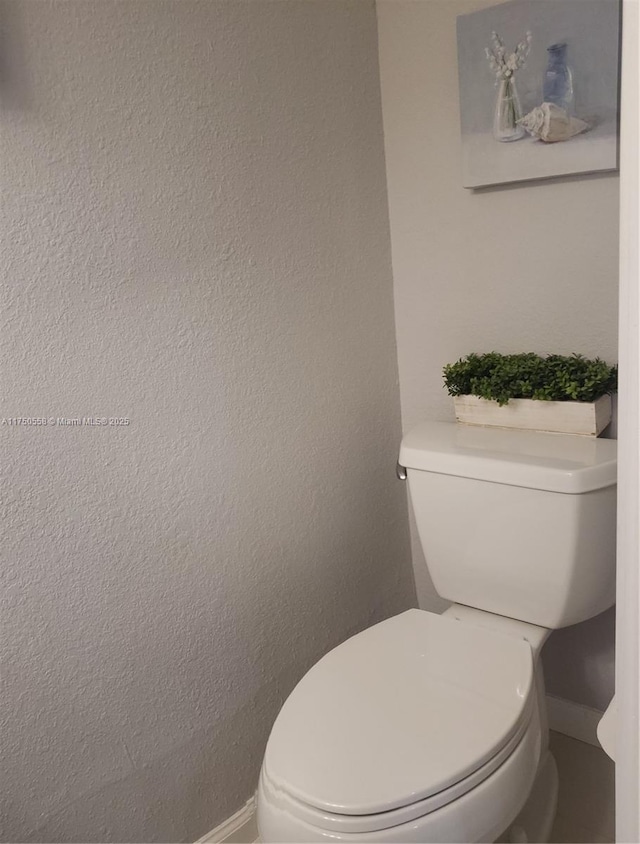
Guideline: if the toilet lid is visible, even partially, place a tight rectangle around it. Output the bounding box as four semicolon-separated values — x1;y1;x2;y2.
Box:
264;609;534;817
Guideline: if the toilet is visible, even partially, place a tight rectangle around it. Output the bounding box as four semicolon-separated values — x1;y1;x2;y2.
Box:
257;421;617;843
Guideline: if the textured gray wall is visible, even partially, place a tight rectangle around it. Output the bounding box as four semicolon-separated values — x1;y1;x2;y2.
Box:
1;1;416;840
377;0;618;711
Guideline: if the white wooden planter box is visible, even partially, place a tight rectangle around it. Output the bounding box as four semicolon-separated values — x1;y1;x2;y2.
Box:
453;394;612;437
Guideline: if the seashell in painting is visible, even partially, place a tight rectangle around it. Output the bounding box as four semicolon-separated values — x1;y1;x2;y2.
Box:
517;102;590;143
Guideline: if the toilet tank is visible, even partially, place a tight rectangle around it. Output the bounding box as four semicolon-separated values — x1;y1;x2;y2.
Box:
399;422;617;629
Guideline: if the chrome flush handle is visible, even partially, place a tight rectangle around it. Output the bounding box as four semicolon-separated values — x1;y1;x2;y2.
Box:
396;462;407;481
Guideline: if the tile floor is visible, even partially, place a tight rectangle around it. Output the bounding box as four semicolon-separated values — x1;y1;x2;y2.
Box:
548;731;615;843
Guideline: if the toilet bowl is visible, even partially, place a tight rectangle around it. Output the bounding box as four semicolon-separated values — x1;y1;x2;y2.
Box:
257;422;616;843
258;609;550;843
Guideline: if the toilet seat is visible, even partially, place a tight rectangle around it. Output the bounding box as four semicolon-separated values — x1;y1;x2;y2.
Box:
262;609;535;826
258;708;543;842
259;715;533;835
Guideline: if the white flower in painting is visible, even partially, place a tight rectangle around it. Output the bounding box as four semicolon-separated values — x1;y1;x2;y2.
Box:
485;29;532;83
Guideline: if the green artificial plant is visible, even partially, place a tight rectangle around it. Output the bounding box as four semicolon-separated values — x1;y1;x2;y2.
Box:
443;352;618;407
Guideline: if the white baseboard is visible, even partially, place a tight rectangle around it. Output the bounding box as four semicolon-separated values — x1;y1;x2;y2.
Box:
196;796;258;844
546;693;605;748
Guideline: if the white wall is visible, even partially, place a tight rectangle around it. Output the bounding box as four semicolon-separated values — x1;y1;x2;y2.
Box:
377;0;619;711
615;0;640;834
1;1;416;840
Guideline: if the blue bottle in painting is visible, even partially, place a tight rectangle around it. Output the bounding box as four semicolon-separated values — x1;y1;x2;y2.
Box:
543;42;573;113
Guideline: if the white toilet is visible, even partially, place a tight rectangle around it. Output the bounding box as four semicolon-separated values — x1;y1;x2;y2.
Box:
257;421;617;843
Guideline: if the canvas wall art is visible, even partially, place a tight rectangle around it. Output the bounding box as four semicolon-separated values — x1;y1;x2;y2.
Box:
457;0;620;188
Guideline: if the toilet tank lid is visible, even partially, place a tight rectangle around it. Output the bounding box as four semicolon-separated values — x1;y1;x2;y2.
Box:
399;421;617;494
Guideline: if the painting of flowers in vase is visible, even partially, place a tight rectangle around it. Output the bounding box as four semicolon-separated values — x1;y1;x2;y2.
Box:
456;0;620;188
